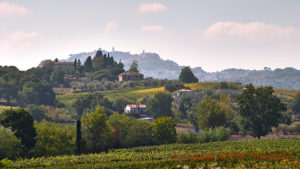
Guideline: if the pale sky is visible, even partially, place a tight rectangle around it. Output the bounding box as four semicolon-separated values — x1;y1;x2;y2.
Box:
0;0;299;72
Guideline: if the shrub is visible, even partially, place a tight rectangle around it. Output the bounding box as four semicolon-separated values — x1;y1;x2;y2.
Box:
33;120;75;157
108;113;153;148
177;131;200;144
152;116;177;144
275;122;300;135
199;127;230;143
165;83;187;92
0;126;21;159
81;107;111;153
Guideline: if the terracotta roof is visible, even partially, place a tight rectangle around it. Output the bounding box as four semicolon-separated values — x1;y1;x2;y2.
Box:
175;89;192;92
54;62;74;65
127;104;147;109
119;71;143;76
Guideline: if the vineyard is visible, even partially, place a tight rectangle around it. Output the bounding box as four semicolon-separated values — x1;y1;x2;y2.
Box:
4;139;300;168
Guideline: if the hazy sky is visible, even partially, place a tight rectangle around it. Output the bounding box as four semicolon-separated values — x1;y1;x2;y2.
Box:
0;0;299;72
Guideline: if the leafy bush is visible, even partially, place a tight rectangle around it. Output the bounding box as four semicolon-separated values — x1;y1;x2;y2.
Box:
177;131;200;144
0;126;21;159
33;120;75;157
81;107;111;153
126;112;140;118
108;113;153;148
165;82;187;92
275;122;300;135
199;127;230;143
152;116;177;144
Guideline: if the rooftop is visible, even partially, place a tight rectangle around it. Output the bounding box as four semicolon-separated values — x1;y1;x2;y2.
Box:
175;89;192;92
54;62;74;65
119;71;143;76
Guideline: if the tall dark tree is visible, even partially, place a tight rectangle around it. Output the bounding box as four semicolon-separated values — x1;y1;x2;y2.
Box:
236;84;286;139
76;119;82;155
179;67;198;83
77;59;83;73
178;101;187;119
129;60;139;72
84;56;93;72
54;58;59;62
147;92;173;118
74;59;77;71
0;108;36;154
292;92;300;114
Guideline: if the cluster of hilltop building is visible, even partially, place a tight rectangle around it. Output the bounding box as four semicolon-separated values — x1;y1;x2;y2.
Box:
39;60;144;82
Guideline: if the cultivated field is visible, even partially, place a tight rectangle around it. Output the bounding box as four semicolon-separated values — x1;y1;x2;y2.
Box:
5;139;300;168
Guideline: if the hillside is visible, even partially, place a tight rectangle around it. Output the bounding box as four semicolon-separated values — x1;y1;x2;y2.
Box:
56;82;298;110
5;139;300;168
63;49;300;90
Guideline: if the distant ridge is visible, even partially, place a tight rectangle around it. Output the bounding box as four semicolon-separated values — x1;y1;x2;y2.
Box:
63;49;300;90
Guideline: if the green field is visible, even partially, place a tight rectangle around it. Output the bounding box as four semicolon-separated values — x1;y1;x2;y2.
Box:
56;87;165;108
57;82;299;109
5;139;300;168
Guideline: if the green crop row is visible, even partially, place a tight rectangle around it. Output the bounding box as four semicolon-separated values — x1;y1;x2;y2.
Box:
4;139;300;169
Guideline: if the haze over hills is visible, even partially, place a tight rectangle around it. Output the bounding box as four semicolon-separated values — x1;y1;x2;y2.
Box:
63;49;300;90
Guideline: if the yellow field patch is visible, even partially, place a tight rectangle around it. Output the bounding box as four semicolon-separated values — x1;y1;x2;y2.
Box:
135;87;165;93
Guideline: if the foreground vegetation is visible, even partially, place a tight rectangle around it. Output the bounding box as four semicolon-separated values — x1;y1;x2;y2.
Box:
3;139;299;169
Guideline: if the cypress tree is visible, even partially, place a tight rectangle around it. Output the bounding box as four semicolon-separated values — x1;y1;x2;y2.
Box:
179;102;187;118
76;119;82;155
74;59;77;71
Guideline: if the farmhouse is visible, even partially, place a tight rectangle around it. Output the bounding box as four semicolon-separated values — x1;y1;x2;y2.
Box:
118;71;144;82
53;62;74;72
124;104;147;113
174;89;192;97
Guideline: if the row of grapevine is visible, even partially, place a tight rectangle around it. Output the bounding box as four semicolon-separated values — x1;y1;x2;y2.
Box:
5;139;300;168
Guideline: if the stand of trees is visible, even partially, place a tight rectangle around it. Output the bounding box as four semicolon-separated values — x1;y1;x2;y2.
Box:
82;50;125;81
236;84;286;139
0;66;58;107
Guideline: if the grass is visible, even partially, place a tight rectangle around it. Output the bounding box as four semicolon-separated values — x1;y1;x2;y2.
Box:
57;82;300;109
57;87;166;108
274;88;299;100
184;82;242;90
0;105;17;113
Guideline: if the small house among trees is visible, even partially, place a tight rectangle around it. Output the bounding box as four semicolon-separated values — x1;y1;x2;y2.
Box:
174;89;192;97
124;104;147;113
118;71;144;82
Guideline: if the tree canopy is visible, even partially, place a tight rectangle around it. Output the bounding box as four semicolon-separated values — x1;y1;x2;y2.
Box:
147;92;173;118
179;67;198;83
0;108;36;153
129;60;139;72
236;83;286;139
81;107;111;153
152;116;177;144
